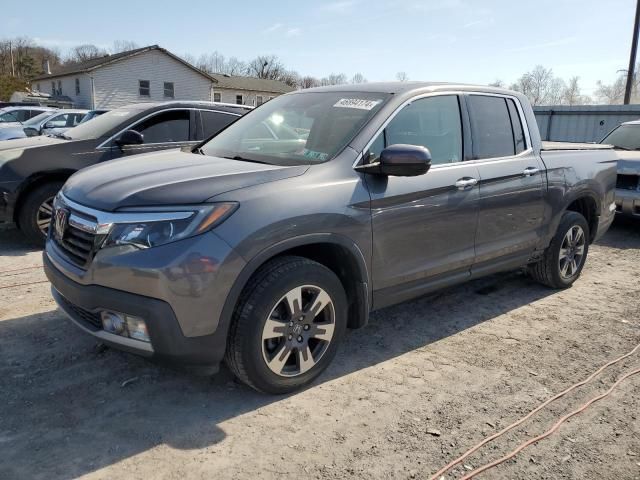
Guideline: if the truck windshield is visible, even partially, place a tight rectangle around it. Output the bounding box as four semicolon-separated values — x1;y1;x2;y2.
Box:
200;92;390;165
601;124;640;150
65;106;145;141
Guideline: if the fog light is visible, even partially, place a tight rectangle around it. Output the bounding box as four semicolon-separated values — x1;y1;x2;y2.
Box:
125;316;150;342
101;311;127;336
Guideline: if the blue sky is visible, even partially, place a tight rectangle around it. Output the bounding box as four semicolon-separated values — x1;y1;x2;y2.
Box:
3;0;635;95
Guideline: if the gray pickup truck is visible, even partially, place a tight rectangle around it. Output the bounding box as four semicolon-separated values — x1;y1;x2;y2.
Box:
43;83;617;394
600;119;640;217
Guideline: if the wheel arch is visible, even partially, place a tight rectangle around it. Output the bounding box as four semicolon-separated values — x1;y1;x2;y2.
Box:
13;170;75;224
563;192;599;243
219;234;371;342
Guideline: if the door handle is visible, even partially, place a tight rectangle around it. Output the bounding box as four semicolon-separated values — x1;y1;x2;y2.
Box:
455;177;478;190
523;166;539;177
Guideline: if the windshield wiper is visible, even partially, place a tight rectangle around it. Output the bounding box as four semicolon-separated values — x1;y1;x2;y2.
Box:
51;133;72;140
222;155;270;165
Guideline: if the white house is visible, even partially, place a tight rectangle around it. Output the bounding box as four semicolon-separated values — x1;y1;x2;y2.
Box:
31;45;294;109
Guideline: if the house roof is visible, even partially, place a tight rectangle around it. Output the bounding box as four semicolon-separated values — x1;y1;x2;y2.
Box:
32;45;295;94
31;45;213;82
210;74;295;94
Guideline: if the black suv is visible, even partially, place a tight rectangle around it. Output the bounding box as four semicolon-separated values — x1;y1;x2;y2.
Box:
0;101;250;245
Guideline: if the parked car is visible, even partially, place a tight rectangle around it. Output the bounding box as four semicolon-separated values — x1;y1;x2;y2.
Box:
0;101;251;245
43;83;616;394
78;109;109;124
600;119;640;218
0;109;89;141
0;106;57;127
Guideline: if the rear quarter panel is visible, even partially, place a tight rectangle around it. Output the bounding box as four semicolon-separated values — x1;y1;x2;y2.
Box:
540;148;617;244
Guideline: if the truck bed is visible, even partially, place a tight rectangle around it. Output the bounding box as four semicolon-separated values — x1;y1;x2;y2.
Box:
541;141;613;151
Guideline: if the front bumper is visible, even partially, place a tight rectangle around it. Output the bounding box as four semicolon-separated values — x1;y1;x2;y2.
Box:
615;188;640;217
43;238;241;371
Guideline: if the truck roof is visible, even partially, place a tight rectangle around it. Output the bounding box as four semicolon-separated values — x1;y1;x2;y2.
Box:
294;81;517;96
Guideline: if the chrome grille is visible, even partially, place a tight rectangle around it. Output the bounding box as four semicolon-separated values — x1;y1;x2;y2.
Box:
51;199;98;269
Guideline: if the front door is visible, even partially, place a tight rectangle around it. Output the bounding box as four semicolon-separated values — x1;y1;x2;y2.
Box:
365;95;480;308
465;94;546;272
110;109;197;159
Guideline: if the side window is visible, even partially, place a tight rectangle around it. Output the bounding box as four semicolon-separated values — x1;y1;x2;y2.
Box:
467;95;515;159
17;110;32;122
133;110;190;143
47;114;69;128
506;99;526;154
69;113;85;127
367;95;463;165
201;111;237;138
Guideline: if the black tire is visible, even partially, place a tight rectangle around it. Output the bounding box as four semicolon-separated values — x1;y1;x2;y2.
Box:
225;256;347;394
528;211;590;289
17;181;64;247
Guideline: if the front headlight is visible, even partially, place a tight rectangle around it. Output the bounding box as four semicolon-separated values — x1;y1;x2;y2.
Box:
101;202;238;249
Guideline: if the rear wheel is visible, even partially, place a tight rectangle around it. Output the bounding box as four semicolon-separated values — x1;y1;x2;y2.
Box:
17;182;64;247
529;211;590;289
225;256;347;394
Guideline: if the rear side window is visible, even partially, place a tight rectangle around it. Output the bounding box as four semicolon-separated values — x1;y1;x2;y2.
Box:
506;99;526;154
201;111;237;138
468;95;516;159
134;110;190;143
368;95;463;165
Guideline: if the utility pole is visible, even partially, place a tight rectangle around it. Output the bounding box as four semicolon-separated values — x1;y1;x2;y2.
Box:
624;0;640;104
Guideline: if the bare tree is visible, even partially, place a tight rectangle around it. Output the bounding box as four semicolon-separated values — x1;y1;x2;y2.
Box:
327;73;347;85
488;79;505;88
247;55;286;79
224;57;247;76
509;65;570;106
112;40;139;53
351;72;367;84
299;76;320;89
67;44;107;64
396;71;409;82
595;77;627;104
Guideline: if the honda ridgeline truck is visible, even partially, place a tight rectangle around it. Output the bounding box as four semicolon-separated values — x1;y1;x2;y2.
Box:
43;83;617;394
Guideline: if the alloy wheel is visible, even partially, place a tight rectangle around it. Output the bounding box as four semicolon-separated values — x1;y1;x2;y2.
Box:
558;225;586;279
261;285;335;377
37;196;55;236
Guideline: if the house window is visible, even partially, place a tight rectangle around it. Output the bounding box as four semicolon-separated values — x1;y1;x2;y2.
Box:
75;78;80;95
164;82;174;98
235;94;243;105
37;83;41;91
139;80;150;97
213;92;221;103
256;95;263;106
51;81;55;94
57;81;62;95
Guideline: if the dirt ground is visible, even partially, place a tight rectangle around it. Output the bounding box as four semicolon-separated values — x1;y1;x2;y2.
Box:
1;219;640;480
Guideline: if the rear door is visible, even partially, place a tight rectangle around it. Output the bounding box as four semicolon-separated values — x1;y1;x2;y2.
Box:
197;109;240;141
467;94;546;272
367;94;481;307
111;109;196;159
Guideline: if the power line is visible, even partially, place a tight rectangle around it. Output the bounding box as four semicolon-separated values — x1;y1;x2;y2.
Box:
624;0;640;104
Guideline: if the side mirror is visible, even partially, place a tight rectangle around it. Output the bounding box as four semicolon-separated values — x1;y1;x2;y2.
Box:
43;122;54;129
356;144;432;177
23;127;40;137
116;129;144;147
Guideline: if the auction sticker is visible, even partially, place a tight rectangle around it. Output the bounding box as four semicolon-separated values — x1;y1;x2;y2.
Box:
333;98;382;110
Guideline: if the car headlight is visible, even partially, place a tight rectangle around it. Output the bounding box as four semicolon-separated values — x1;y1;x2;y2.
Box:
101;203;238;249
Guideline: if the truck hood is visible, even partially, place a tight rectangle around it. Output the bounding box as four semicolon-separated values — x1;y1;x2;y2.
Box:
0;134;66;152
614;150;640;175
62;150;309;211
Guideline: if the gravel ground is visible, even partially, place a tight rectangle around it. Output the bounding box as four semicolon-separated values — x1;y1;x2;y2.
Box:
1;219;639;480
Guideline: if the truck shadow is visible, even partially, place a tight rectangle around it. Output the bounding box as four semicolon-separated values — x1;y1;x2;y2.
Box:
0;226;41;258
0;219;636;479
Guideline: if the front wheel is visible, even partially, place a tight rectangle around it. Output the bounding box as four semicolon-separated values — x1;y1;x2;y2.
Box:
225;256;347;394
17;181;64;247
528;211;590;289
